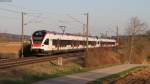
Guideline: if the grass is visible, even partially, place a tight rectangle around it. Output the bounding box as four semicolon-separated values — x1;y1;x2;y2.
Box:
88;66;147;84
0;63;117;84
0;73;51;84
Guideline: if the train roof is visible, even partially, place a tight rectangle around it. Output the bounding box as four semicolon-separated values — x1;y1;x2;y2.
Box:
35;30;98;38
100;38;116;42
33;30;116;42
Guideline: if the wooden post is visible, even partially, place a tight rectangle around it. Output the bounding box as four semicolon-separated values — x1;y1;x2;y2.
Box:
57;57;63;66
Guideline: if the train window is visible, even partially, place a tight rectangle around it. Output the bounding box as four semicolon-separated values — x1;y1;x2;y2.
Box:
33;31;46;37
44;39;49;45
33;37;43;43
33;31;46;43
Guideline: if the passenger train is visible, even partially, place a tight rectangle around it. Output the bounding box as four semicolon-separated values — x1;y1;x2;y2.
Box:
31;30;117;54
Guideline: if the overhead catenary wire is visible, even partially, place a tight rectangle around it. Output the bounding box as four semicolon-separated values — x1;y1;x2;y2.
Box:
66;14;84;24
0;6;59;33
0;7;42;15
0;15;20;20
66;14;86;35
0;8;45;29
0;5;87;34
1;4;42;14
0;7;20;13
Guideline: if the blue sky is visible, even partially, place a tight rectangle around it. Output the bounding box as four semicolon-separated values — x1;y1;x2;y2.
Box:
0;0;150;36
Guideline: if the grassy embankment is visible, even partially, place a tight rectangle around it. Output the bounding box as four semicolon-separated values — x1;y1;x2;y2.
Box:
0;62;116;84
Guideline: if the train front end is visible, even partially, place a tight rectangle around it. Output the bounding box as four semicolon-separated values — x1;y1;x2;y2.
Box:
31;30;49;54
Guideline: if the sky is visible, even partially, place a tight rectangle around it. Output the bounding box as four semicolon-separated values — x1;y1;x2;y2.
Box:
0;0;150;36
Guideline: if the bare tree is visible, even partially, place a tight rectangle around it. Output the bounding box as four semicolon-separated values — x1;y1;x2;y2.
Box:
127;17;147;63
128;17;146;35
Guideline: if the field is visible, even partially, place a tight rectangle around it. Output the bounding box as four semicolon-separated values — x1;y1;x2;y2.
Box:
0;42;21;58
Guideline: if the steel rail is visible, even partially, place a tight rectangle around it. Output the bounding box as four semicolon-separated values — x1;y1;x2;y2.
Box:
0;51;84;70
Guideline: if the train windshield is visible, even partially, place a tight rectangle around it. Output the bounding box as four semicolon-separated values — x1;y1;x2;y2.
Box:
32;31;46;43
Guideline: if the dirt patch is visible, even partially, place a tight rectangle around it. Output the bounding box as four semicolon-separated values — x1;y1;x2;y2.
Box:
114;67;150;84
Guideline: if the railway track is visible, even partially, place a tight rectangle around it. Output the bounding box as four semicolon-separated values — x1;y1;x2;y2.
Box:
0;51;84;70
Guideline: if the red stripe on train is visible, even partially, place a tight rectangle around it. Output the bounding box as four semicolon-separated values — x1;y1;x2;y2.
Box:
33;43;41;47
32;36;42;47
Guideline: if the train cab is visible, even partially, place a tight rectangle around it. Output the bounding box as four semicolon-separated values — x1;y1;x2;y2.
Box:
31;30;49;53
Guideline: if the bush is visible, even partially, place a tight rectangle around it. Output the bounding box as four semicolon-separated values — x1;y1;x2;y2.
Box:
85;47;121;67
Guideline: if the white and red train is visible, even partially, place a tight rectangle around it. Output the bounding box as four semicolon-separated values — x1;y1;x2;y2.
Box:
31;30;117;54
